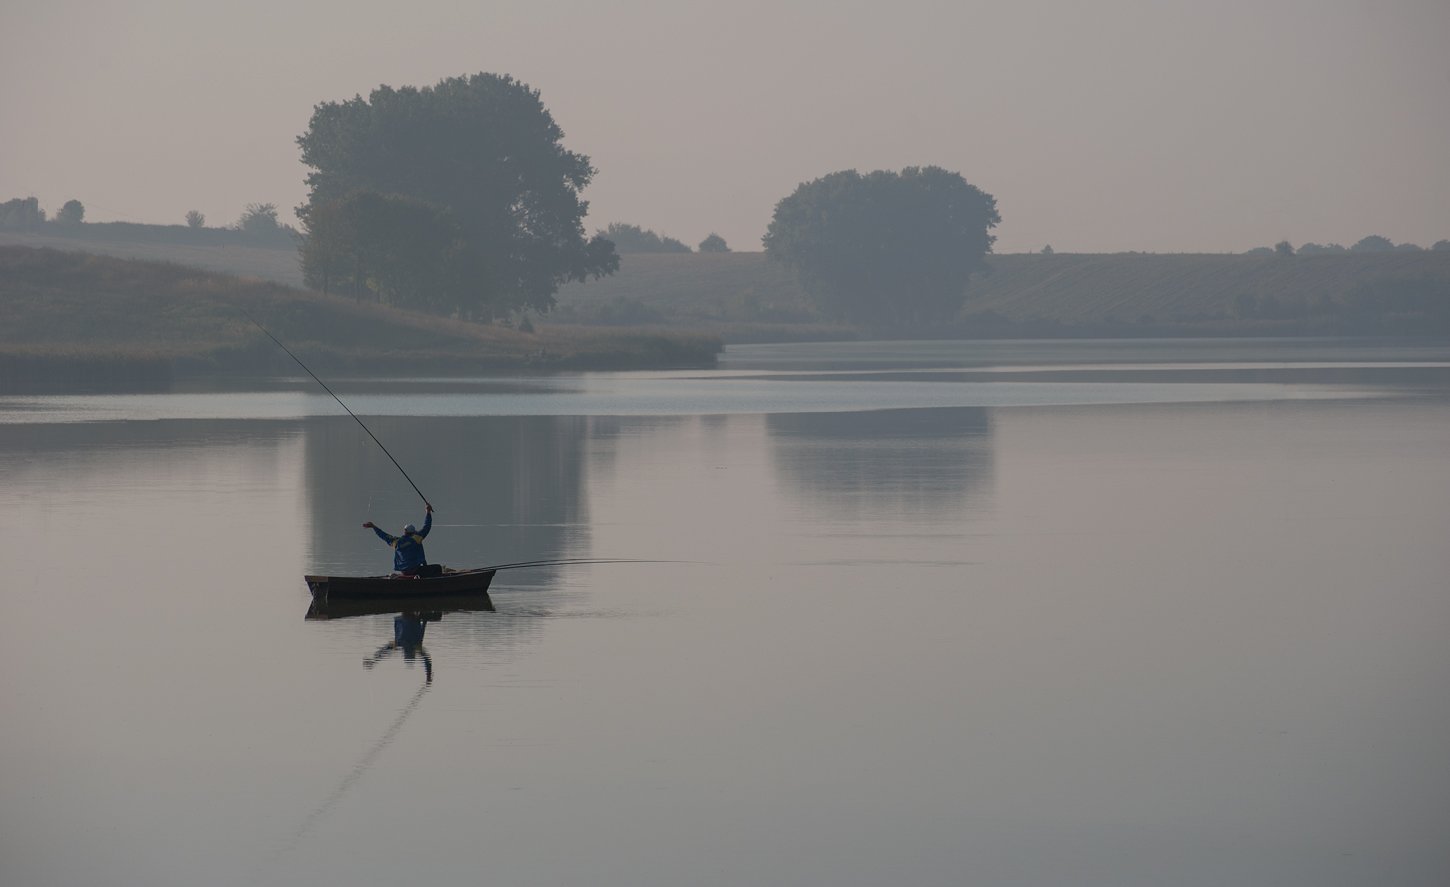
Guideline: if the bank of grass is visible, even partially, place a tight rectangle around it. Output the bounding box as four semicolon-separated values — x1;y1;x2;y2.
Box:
0;246;720;390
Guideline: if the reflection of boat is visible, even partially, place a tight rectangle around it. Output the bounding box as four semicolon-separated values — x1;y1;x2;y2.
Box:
305;567;497;604
306;594;496;683
305;591;496;621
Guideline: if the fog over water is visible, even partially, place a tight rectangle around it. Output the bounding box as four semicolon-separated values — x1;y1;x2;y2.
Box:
2;341;1447;887
3;1;1448;252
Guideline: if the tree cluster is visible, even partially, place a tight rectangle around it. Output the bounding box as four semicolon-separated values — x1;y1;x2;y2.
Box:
698;233;730;253
763;167;999;329
0;196;88;230
0;197;46;229
1256;236;1446;255
224;202;298;245
237;203;279;234
297;73;617;319
599;223;691;254
55;200;85;226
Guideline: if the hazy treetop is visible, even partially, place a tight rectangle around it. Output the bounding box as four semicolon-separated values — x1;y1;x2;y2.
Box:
2;0;1447;254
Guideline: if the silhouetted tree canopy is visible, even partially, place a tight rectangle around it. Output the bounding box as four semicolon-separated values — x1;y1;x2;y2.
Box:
55;200;85;226
763;167;999;328
233;202;297;245
237;203;279;233
1274;240;1294;256
1434;240;1450;252
297;73;618;317
698;233;730;253
1297;242;1346;255
1351;235;1395;253
600;223;691;253
185;210;206;228
0;197;45;230
302;191;466;309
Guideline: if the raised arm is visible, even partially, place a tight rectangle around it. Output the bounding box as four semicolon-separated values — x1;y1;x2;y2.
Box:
418;506;433;538
362;521;395;544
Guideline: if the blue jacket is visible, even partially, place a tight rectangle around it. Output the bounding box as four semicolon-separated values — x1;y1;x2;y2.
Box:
372;511;431;572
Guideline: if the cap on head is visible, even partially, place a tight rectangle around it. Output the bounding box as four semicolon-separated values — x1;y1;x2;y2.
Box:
403;523;417;535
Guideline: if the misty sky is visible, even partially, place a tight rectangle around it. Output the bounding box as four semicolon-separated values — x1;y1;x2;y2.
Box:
3;0;1447;254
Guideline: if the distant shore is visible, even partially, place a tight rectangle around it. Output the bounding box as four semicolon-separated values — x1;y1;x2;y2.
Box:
4;226;1449;365
0;245;721;393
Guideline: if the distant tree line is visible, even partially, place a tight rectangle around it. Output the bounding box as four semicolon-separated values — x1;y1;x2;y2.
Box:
593;225;733;255
599;223;691;254
1248;235;1449;255
1;196;60;229
0;195;296;244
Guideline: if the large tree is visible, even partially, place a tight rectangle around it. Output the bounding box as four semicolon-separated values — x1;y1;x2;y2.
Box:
763;167;999;328
698;233;730;253
55;199;85;226
297;73;617;317
302;190;466;310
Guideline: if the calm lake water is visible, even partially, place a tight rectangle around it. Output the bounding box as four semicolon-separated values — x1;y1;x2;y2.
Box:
2;339;1448;887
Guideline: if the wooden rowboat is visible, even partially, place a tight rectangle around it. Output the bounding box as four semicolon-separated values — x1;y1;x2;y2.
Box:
305;566;497;603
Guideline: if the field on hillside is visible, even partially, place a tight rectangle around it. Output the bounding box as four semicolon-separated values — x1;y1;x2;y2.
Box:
0;247;720;390
0;229;306;286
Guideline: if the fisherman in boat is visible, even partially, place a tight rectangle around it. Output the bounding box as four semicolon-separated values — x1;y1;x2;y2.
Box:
362;503;437;577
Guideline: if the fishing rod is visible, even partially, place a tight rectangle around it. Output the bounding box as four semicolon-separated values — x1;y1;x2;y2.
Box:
242;310;431;508
482;557;694;572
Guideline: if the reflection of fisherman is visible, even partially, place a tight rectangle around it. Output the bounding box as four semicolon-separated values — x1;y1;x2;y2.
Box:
362;503;434;576
363;612;434;683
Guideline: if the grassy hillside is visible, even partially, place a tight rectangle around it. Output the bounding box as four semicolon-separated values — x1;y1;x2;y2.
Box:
0;228;306;287
0;246;720;391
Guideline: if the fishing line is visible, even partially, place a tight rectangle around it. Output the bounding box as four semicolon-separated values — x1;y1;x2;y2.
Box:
248;682;431;884
483;557;698;572
241;310;430;507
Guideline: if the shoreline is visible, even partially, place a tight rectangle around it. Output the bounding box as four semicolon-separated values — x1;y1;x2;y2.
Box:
8;334;1449;396
0;344;723;394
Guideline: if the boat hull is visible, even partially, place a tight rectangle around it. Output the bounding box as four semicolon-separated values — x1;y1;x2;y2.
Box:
305;591;495;620
305;567;497;603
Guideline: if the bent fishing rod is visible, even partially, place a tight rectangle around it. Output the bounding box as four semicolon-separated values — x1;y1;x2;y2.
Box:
242;311;431;508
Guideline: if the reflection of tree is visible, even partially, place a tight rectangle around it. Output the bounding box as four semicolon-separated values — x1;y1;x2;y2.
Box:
305;415;591;588
767;407;994;519
0;419;295;493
